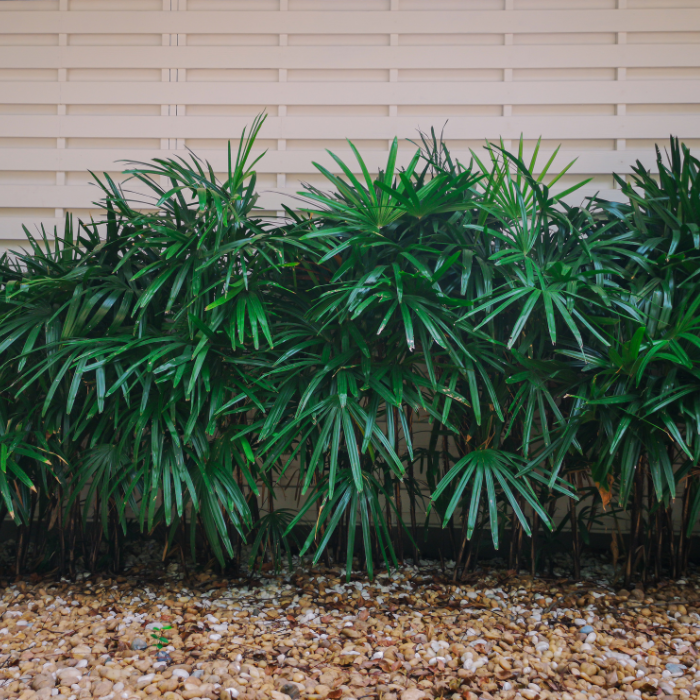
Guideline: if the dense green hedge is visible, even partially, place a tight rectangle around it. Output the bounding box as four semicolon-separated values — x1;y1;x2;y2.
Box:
1;116;698;582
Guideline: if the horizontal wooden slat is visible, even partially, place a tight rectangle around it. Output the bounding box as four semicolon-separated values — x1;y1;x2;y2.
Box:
3;45;700;69
2;10;700;35
0;185;626;212
1;115;698;140
0;148;664;174
2;80;699;106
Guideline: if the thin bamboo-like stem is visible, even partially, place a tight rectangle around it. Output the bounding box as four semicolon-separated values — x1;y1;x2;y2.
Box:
469;512;485;575
530;502;540;577
654;505;663;582
645;472;654;585
678;476;692;577
625;458;646;588
442;434;456;558
21;491;38;573
454;509;470;582
394;407;404;563
569;491;581;581
408;411;419;565
666;505;677;580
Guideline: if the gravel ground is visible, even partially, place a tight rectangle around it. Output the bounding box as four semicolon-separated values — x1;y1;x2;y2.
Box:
1;565;700;700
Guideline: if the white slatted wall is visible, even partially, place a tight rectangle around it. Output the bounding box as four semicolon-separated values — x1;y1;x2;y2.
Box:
1;0;700;249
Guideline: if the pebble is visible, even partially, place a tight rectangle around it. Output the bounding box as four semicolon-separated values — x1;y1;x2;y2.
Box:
0;567;699;700
280;682;300;699
666;662;686;675
131;637;147;651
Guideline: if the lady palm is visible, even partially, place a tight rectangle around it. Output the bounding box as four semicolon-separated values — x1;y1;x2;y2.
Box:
0;119;698;582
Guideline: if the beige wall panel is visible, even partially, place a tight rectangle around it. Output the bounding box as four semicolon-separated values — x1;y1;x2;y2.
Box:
288;34;390;46
66;68;162;81
515;0;616;7
69;0;162;10
514;33;617;45
627;66;700;78
185;106;279;117
66;104;162;116
0;68;57;81
399;33;504;45
1;1;700;241
629;0;700;6
0;2;58;10
0;104;58;115
67;34;163;46
187;34;280;46
398;105;503;116
289;0;390;9
0;34;58;46
186;1;279;9
0;137;56;149
287;69;390;81
402;0;504;8
285;106;389;116
186;69;278;82
628;31;700;42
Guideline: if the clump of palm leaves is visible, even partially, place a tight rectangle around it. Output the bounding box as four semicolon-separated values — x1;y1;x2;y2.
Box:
0;116;698;585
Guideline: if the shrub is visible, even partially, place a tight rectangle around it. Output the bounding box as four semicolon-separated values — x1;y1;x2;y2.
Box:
0;118;698;584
